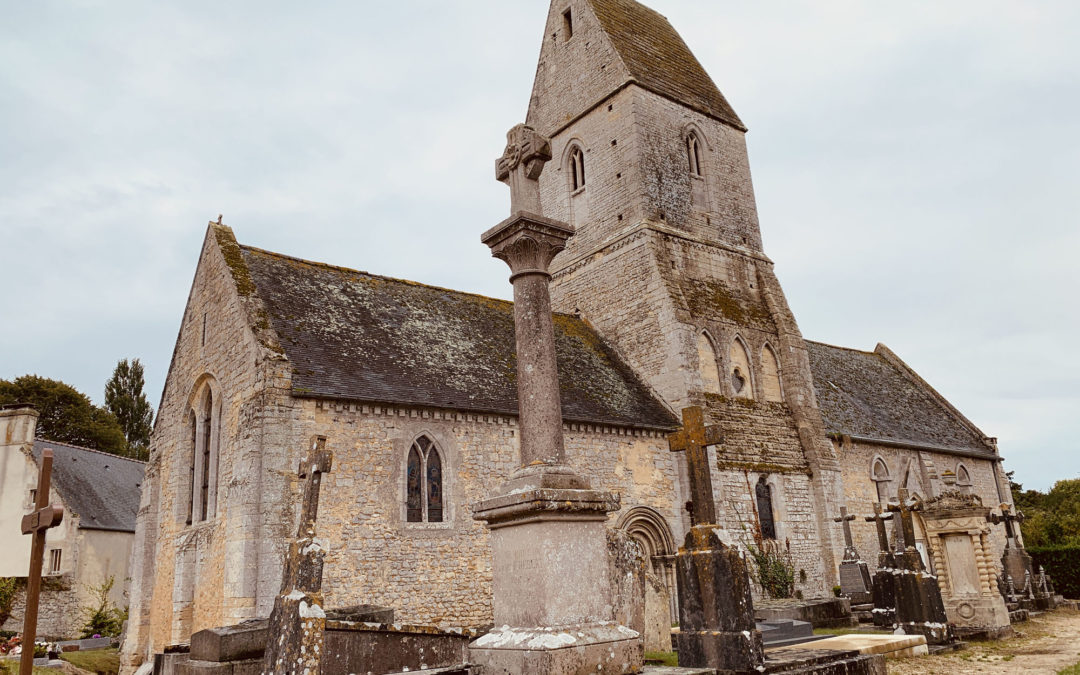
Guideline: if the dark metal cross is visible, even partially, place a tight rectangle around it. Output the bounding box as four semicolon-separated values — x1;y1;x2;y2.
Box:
667;406;724;527
20;450;65;675
988;504;1024;548
297;436;333;538
864;502;893;554
886;488;919;552
834;506;858;559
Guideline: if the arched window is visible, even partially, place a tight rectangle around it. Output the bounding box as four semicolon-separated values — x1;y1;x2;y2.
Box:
872;457;891;504
186;378;220;524
406;435;444;523
697;332;722;394
569;146;585;191
687;133;703;176
729;338;755;400
760;344;783;403
955;463;972;492
756;477;776;540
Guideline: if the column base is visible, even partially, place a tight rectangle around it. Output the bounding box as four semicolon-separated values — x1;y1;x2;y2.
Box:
469;623;642;675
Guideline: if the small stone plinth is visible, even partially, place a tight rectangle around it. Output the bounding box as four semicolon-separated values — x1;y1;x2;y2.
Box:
675;527;764;672
470;488;641;675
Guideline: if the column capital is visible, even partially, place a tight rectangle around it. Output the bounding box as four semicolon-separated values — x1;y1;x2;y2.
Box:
481;213;574;279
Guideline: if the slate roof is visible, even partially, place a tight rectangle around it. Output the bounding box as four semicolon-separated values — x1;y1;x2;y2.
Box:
587;0;745;130
805;341;992;457
31;439;145;532
240;245;678;431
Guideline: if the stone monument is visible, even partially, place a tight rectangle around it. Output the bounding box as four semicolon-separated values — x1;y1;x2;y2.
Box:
262;437;333;675
864;503;896;628
834;506;873;606
920;492;1011;638
668;406;765;672
886;490;953;645
989;504;1057;610
468;124;641;675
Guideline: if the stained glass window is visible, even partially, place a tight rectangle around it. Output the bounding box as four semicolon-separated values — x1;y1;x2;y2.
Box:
407;435;444;523
756;477;776;540
406;446;422;522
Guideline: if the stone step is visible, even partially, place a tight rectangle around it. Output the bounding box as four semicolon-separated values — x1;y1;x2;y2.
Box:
641;668;714;675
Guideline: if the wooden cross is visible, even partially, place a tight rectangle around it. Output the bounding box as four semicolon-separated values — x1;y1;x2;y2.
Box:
863;502;893;554
989;504;1024;548
886;488;919;552
297;436;333;538
20;449;65;675
834;506;858;559
667;406;724;527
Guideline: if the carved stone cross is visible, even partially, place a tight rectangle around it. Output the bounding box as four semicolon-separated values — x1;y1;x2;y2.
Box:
834;506;858;560
20;449;65;675
864;502;893;554
667;406;724;527
495;123;552;216
886;488;919;552
297;436;333;538
988;504;1024;548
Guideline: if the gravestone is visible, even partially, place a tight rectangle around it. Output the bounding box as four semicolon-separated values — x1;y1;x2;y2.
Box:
834;506;873;606
921;492;1011;638
468;124;641;675
989;505;1057;611
261;437;333;675
864;503;896;628
668;406;765;672
886;490;953;645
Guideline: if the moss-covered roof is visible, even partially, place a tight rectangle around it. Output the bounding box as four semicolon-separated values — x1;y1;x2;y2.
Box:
240;245;677;431
587;0;745;130
806;341;992;456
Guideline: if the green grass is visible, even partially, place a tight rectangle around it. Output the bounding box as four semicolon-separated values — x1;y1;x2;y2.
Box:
60;647;120;674
0;659;55;675
644;650;679;666
1058;661;1080;675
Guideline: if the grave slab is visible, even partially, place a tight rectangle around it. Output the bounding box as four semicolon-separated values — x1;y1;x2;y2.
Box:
771;633;928;660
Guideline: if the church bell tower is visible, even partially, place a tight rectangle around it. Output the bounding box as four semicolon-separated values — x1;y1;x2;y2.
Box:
528;0;846;591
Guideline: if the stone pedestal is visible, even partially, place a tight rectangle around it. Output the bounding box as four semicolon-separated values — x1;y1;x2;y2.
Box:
674;526;764;673
469;489;642;675
922;493;1011;638
870;552;897;628
892;549;952;645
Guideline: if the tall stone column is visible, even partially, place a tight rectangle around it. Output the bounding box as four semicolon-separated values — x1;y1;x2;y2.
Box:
469;124;642;675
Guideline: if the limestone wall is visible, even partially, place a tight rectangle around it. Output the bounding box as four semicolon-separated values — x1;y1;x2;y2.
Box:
836;437;1011;576
124;225;296;669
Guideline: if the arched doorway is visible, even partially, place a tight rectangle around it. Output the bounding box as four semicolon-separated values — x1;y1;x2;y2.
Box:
617;507;678;642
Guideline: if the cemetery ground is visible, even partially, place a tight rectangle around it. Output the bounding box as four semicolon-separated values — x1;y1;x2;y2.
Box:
886;608;1080;674
0;647;119;675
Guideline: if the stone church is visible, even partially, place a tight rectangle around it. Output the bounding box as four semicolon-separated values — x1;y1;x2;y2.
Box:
122;0;1015;668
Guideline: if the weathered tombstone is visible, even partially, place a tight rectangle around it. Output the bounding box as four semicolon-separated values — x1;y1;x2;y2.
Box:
886;490;953;645
668;406;765;672
643;574;673;654
864;503;896;627
262;437;333;675
989;505;1057;611
19;449;65;675
834;506;873;606
468;124;640;675
920;492;1011;638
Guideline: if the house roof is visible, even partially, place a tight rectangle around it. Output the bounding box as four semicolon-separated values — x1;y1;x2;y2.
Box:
805;341;993;457
587;0;745;130
31;439;145;532
239;245;678;431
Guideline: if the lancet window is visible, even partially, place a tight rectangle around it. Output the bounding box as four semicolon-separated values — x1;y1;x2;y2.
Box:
872;457;891;503
687;133;703;176
569;146;586;191
756;476;777;540
697;332;722;394
760;344;783;402
729;337;755;400
186;378;220;524
406;435;444;523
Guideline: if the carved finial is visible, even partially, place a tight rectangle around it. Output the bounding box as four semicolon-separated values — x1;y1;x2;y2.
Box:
217;214;223;225
495;124;552;216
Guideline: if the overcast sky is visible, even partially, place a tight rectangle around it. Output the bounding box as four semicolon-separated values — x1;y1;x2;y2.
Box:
2;1;1077;491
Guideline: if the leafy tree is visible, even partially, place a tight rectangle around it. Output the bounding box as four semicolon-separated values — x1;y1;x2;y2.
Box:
1015;478;1080;547
104;358;154;460
0;375;127;455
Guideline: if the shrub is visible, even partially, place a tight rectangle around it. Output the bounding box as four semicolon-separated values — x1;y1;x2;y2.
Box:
749;539;795;599
78;576;126;639
1028;545;1080;600
0;578;20;628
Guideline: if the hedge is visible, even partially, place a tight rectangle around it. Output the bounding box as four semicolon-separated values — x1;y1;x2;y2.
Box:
1028;545;1080;600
